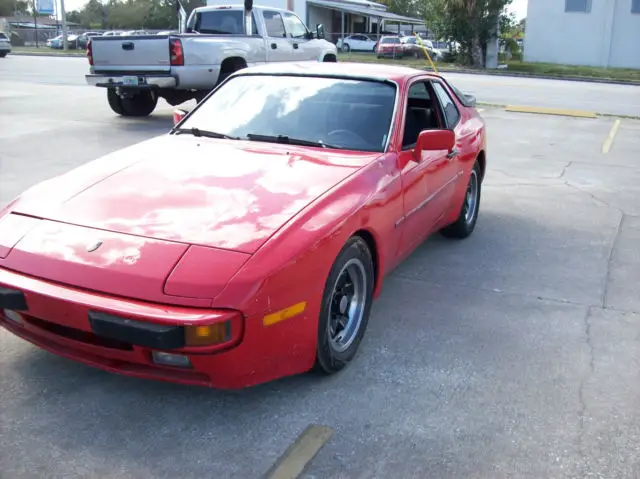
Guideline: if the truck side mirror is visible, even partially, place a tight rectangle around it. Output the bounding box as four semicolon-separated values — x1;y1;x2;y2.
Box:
316;24;325;40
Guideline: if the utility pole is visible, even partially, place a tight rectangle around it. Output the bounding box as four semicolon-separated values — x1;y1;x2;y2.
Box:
59;0;68;51
32;0;38;48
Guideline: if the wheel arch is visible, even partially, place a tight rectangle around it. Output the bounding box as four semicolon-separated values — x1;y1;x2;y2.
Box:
477;149;486;182
350;228;381;298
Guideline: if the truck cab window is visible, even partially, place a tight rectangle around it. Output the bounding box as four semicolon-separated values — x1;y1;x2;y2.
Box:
194;10;258;35
263;11;287;38
282;12;309;39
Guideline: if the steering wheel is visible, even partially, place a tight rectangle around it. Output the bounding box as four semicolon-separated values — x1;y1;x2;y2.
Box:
327;129;367;146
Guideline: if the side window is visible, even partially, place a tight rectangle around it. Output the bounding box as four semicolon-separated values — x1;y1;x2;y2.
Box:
402;81;441;149
263;10;286;38
408;82;430;100
431;81;460;129
282;12;309;39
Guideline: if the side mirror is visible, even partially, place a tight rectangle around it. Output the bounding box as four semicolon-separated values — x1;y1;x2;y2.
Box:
316;24;325;40
414;129;455;161
173;108;187;126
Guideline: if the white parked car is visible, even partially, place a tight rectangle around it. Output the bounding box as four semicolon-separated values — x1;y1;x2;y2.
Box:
0;32;11;57
336;34;377;52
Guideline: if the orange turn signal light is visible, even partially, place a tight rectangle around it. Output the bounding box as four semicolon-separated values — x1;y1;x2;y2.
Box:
184;321;231;346
263;301;307;327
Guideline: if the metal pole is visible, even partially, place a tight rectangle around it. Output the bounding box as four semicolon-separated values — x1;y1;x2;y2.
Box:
60;0;68;51
32;0;38;48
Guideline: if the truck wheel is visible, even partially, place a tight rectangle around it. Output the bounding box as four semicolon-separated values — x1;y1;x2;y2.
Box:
107;88;125;115
119;91;158;117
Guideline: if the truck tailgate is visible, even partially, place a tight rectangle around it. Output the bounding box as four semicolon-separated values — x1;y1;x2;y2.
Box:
91;35;171;72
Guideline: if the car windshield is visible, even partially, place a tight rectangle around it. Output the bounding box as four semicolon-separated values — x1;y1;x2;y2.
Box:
179;75;397;153
381;37;400;44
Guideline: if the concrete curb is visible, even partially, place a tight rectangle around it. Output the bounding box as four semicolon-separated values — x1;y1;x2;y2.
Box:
10;51;85;58
433;66;640;87
9;51;640;86
477;102;640;120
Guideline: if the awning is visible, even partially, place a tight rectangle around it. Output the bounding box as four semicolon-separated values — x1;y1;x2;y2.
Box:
307;0;425;25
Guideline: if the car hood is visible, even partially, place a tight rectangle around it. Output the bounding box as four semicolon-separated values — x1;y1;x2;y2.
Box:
9;135;379;254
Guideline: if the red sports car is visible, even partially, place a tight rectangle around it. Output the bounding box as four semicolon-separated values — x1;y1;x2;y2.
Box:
0;62;486;389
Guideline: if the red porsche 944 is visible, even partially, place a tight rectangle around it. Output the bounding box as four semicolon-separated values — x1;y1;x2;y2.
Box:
0;62;487;389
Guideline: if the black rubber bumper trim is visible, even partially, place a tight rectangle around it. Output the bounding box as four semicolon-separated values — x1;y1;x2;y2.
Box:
0;287;28;311
88;311;185;350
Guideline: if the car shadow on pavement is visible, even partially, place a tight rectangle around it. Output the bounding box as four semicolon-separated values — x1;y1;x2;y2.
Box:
3;209;598;477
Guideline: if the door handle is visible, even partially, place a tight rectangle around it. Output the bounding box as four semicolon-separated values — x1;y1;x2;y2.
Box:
271;43;277;49
293;43;299;49
447;148;459;159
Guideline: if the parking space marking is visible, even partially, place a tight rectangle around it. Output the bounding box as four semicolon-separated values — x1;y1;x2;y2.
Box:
602;119;621;154
505;105;597;119
263;424;334;479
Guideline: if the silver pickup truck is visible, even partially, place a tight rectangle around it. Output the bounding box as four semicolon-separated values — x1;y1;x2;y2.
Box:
85;4;337;117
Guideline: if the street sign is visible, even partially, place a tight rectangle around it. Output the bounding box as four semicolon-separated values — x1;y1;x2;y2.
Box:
37;0;55;15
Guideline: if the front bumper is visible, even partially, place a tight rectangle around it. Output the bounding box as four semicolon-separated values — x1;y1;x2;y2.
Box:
85;73;177;89
376;50;403;58
0;266;284;389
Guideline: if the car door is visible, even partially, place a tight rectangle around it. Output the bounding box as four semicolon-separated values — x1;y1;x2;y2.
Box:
263;10;294;62
429;79;465;211
281;11;324;61
396;79;459;256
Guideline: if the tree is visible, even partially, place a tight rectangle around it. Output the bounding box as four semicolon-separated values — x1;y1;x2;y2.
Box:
0;0;30;16
421;0;512;68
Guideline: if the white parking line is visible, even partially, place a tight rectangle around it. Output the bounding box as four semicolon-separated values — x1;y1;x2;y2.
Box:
602;119;621;154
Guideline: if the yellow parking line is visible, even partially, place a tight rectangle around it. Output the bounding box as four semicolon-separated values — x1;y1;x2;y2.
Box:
264;425;334;479
602;119;621;154
505;105;597;119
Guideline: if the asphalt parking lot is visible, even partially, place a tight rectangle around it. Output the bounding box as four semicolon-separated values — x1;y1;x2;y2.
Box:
1;56;640;478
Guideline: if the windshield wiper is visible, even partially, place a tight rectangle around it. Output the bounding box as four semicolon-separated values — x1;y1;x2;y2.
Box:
246;133;337;149
174;127;241;140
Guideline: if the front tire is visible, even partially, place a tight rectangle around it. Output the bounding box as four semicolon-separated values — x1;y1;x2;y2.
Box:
440;160;482;239
314;236;375;375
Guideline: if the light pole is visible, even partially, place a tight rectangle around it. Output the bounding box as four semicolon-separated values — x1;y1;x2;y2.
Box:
59;0;68;51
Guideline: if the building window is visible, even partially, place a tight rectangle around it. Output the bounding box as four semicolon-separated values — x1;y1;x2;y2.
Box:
565;0;591;12
632;0;640;13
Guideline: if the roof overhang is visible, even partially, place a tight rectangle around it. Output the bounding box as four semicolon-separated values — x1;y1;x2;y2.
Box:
307;0;425;25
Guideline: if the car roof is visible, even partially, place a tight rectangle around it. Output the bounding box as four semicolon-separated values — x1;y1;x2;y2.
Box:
234;61;443;83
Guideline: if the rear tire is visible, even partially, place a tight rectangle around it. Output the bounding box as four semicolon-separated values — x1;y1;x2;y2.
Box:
120;91;158;117
440;160;482;239
313;236;374;375
0;52;7;57
107;88;124;115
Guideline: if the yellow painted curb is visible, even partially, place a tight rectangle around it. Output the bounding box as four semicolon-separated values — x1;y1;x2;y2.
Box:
505;105;597;119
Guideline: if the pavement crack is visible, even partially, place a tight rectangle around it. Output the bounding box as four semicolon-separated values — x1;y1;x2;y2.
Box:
562;180;625;213
577;305;595;477
602;213;626;308
558;161;573;179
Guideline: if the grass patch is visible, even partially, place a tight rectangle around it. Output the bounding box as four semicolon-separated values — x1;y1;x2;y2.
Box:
505;61;640;83
337;52;455;72
12;46;86;56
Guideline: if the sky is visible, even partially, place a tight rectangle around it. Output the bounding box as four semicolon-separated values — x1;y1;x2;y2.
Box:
60;0;529;20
